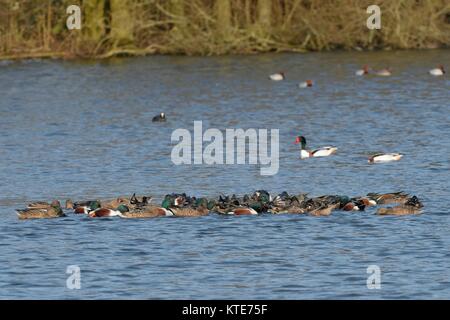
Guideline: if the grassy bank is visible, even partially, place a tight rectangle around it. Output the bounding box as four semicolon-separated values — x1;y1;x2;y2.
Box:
0;0;449;59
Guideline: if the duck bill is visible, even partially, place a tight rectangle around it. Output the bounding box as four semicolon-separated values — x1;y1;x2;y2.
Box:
294;137;300;144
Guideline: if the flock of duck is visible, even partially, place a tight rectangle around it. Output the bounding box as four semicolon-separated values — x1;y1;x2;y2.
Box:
16;63;442;221
16;190;423;220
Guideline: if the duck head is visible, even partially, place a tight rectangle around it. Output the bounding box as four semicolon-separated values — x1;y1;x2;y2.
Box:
116;204;129;213
50;200;61;208
295;136;307;149
438;65;445;73
65;199;74;209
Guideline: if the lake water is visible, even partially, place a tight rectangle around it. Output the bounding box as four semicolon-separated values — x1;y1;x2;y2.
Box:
0;50;449;299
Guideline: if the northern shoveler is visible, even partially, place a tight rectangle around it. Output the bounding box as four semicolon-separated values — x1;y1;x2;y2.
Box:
377;196;423;215
367;192;409;205
88;204;129;218
17;201;65;220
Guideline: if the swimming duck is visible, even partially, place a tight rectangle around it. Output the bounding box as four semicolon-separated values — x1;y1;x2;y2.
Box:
355;65;369;76
17;201;65;220
152;112;166;122
73;200;101;214
366;192;409;205
269;72;285;81
374;68;392;76
88;204;129;218
299;80;313;88
376;196;423;216
226;207;258;215
27;200;61;209
309;203;339;216
166;197;212;217
121;205;173;218
295;136;338;159
65;199;74;210
368;153;403;163
429;65;445;76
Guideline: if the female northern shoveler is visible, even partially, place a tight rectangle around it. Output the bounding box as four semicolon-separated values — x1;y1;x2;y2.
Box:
121;206;173;218
17;201;65;220
429;65;445;76
152;112;166;122
355;65;370;76
367;192;409;205
368;153;403;163
295;136;338;159
269;72;285;81
65;199;74;210
27;200;61;209
298;80;313;88
377;196;423;215
309;203;339;216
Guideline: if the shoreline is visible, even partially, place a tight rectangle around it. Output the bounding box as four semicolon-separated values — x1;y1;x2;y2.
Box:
1;46;448;62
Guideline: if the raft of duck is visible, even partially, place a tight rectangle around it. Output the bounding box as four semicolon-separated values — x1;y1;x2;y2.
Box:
16;191;423;220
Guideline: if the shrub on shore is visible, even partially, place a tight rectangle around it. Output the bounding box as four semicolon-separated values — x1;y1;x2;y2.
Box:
0;0;449;59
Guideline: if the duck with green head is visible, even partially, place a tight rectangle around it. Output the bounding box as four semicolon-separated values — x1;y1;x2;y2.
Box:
165;196;212;217
73;200;101;214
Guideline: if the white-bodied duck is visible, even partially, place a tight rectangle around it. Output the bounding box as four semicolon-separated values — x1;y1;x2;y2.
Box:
295;136;338;159
429;65;445;76
355;65;369;76
269;72;285;81
368;153;403;164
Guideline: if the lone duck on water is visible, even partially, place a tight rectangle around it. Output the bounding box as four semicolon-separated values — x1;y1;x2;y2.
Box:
152;112;166;122
295;135;337;159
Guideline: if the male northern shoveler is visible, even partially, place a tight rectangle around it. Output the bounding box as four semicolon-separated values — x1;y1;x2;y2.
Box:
269;72;285;81
368;153;403;164
152;112;166;122
295;135;337;159
73;200;101;214
226;207;258;215
164;196;213;217
355;65;370;76
429;65;445;76
88;204;129;218
17;201;65;220
299;80;313;88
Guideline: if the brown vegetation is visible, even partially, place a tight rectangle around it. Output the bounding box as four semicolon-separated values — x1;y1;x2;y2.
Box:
0;0;449;59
